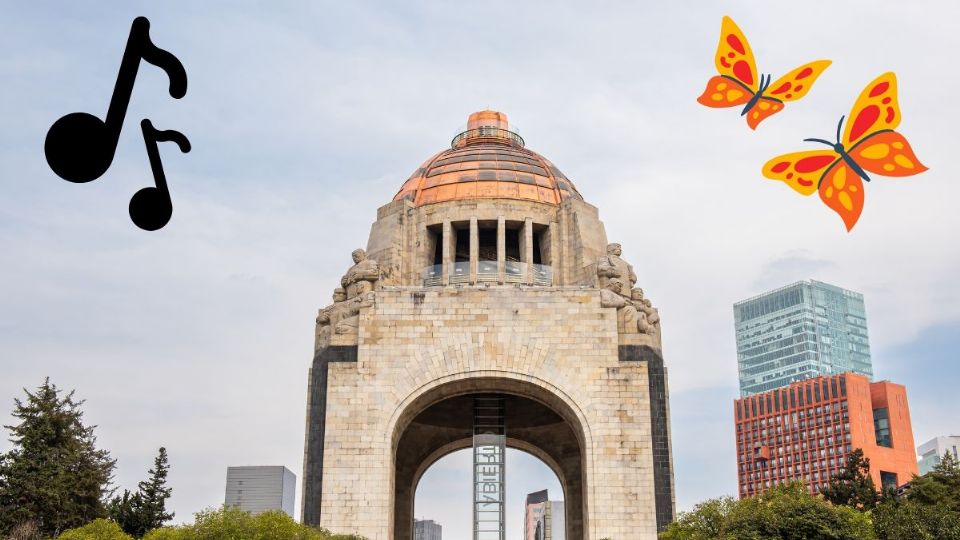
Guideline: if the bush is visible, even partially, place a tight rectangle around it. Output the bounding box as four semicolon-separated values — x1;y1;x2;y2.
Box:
143;506;366;540
873;499;960;540
58;519;133;540
661;483;874;540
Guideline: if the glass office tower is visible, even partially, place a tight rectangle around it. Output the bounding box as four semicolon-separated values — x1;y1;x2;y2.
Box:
734;280;872;397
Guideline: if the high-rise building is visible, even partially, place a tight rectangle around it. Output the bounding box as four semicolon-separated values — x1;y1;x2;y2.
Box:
224;466;296;517
524;490;565;540
734;280;873;396
917;435;960;475
734;373;918;498
414;518;442;540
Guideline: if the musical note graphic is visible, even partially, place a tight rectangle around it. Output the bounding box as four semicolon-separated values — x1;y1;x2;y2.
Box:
43;16;190;231
130;120;190;231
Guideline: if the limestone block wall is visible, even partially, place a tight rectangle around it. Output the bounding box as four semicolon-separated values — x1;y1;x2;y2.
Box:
314;287;661;539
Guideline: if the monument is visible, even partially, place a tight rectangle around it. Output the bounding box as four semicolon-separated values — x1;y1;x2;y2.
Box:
302;110;674;539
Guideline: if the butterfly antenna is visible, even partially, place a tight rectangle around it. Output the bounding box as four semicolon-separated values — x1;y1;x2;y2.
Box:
835;116;845;144
803;137;834;147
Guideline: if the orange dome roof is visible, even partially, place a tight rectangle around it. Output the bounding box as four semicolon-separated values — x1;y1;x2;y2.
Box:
393;111;583;207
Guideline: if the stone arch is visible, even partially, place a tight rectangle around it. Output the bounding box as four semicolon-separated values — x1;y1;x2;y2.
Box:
387;372;593;540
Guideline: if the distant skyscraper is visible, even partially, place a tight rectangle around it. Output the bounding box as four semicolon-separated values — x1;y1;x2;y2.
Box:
414;518;442;540
224;466;296;517
734;372;918;497
917;435;960;474
524;490;565;540
734;280;873;396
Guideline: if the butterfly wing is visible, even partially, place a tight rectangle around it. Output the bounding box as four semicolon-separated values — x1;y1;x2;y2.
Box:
762;150;840;195
746;97;785;129
850;131;928;177
714;16;759;92
765;60;832;102
843;72;900;146
697;75;753;108
818;162;865;231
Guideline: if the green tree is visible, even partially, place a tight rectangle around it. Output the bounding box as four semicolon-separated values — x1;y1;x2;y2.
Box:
908;451;960;512
111;447;174;537
873;498;960;540
660;483;874;540
659;497;736;540
142;506;366;540
0;379;116;537
821;449;879;510
58;518;134;540
137;448;174;530
109;490;144;536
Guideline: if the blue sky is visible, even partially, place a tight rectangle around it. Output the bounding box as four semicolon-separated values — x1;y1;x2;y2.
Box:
2;2;959;539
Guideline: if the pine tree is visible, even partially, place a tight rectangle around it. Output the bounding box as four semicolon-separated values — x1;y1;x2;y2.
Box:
0;378;116;536
109;489;144;536
821;448;879;510
909;450;960;513
111;447;174;537
136;447;174;534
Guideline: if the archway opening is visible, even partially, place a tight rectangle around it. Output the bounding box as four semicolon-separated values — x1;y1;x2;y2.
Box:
392;379;587;540
415;447;565;539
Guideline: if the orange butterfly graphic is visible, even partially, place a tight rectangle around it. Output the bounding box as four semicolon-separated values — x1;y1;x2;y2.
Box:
762;72;928;231
697;16;831;129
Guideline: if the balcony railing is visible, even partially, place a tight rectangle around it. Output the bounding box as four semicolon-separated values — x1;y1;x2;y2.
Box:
504;261;526;284
422;264;442;287
420;263;552;287
477;260;498;283
451;126;525;149
533;264;553;286
449;261;470;285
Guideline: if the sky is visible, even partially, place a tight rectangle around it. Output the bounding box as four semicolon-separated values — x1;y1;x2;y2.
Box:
1;1;959;539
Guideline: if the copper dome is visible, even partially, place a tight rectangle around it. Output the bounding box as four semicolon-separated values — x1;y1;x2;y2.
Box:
393;111;583;206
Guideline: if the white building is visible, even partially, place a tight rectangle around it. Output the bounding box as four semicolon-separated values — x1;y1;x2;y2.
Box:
225;465;296;517
918;435;960;475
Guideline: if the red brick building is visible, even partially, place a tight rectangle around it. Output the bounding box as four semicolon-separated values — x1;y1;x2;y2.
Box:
734;373;918;498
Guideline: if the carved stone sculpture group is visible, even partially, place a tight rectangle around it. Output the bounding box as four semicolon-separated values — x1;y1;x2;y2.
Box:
598;243;660;338
316;249;380;350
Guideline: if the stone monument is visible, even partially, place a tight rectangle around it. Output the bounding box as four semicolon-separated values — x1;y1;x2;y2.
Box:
302;110;674;539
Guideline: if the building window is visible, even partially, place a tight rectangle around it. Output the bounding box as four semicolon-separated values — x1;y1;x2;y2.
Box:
874;408;892;448
880;471;898;490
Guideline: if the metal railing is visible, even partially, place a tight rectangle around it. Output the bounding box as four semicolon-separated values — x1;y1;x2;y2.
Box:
451;126;525;149
533;264;553;286
449;261;470;285
422;264;443;287
419;263;552;287
504;261;526;284
477;260;498;283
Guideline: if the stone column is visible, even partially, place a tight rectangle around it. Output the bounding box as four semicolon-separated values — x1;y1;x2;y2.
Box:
523;217;534;285
442;219;452;286
497;216;505;284
547;221;557;285
469;216;478;284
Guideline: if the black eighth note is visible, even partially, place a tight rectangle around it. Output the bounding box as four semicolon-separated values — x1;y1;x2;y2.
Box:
131;120;190;231
44;16;190;231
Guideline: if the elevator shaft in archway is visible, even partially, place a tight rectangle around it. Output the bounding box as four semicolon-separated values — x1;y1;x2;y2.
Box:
473;396;505;540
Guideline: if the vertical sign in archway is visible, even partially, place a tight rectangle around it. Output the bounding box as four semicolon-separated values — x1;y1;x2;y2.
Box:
473;396;505;540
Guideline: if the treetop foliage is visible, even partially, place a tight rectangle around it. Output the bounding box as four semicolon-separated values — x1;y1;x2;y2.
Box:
0;379;115;537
